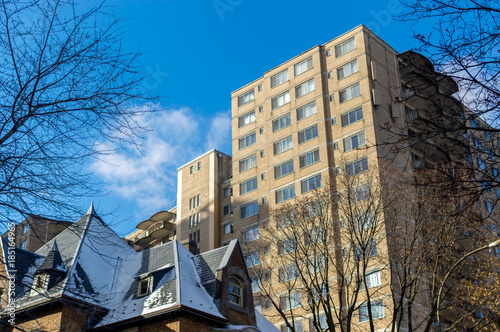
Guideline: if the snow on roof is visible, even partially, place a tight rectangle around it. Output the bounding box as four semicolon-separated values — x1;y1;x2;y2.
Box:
214;312;279;332
7;208;263;329
176;242;226;320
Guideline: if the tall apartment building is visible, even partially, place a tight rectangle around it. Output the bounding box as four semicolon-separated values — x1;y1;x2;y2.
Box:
228;25;470;330
229;24;403;253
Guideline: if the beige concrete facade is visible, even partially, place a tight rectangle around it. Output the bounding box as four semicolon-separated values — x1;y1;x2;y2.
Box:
228;25;413;330
176;149;232;253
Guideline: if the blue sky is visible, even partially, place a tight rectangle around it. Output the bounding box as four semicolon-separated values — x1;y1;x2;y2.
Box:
87;0;423;236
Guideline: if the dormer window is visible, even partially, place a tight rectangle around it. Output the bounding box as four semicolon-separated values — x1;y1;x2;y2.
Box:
137;276;152;297
228;277;242;306
33;274;49;290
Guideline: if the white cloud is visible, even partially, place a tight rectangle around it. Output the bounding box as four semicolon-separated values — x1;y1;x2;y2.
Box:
204;110;232;152
91;106;232;218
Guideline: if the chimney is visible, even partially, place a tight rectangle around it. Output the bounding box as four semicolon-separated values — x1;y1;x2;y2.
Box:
181;239;198;255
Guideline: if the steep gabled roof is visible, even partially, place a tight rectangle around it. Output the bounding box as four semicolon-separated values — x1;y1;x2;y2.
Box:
95;241;228;329
3;205;274;331
36;241;65;274
0;237;44;299
11;205;134;310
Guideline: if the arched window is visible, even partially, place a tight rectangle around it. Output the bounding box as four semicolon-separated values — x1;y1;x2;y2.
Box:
228;277;242;306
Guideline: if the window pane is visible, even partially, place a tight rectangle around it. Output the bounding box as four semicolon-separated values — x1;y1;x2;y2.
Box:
339;83;361;103
239;132;256;149
271;69;289;88
241;201;258;219
335;37;356;58
294;57;313;76
272;91;290;110
296;101;317;121
298;125;318;144
296;78;315;98
238;90;255;106
274;160;294;179
239;155;257;172
238;111;256;128
273;113;291;132
240;178;258;195
276;185;296;203
299;149;320;168
274;136;293;155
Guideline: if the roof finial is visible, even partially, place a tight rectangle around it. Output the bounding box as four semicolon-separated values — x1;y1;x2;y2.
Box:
86;201;98;217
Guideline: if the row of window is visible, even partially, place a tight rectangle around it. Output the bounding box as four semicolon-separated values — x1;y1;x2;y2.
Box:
189;230;200;243
189;194;200;210
188;212;200;228
189;162;201;174
239;37;356;109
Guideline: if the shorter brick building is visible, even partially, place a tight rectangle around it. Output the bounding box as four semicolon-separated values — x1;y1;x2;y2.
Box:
0;204;277;332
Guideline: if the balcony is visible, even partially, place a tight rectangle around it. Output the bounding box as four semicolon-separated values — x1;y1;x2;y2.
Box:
135;210;176;247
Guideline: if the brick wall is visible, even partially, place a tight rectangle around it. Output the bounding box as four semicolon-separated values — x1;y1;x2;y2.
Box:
139;315;211;332
219;246;256;326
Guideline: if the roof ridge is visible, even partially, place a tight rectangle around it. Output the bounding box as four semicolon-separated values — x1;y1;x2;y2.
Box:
60;214;93;296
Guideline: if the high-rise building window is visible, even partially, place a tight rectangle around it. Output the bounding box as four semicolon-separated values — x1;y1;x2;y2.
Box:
279;264;300;282
189;194;201;210
223;221;233;234
276;184;295;203
355;184;370;202
363;270;381;289
295;78;315;98
280;292;302;311
240;201;258;219
238;90;255;107
301;174;322;194
239;154;257;172
223;187;232;198
244;225;259;242
22;224;29;234
346;157;368;177
21;240;27;249
245;251;260;267
298;124;318;144
343;131;365;152
274;160;294;179
238;110;256;128
240;178;258;196
359;301;384;323
296;101;317;121
299;149;320;168
239;132;256;150
223;204;232;216
273;136;293;155
294;56;313;76
337;59;358;80
335;37;356;58
272;113;291;132
190;162;201;174
341;106;363;127
339;82;361;103
270;69;289;88
271;91;290;110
